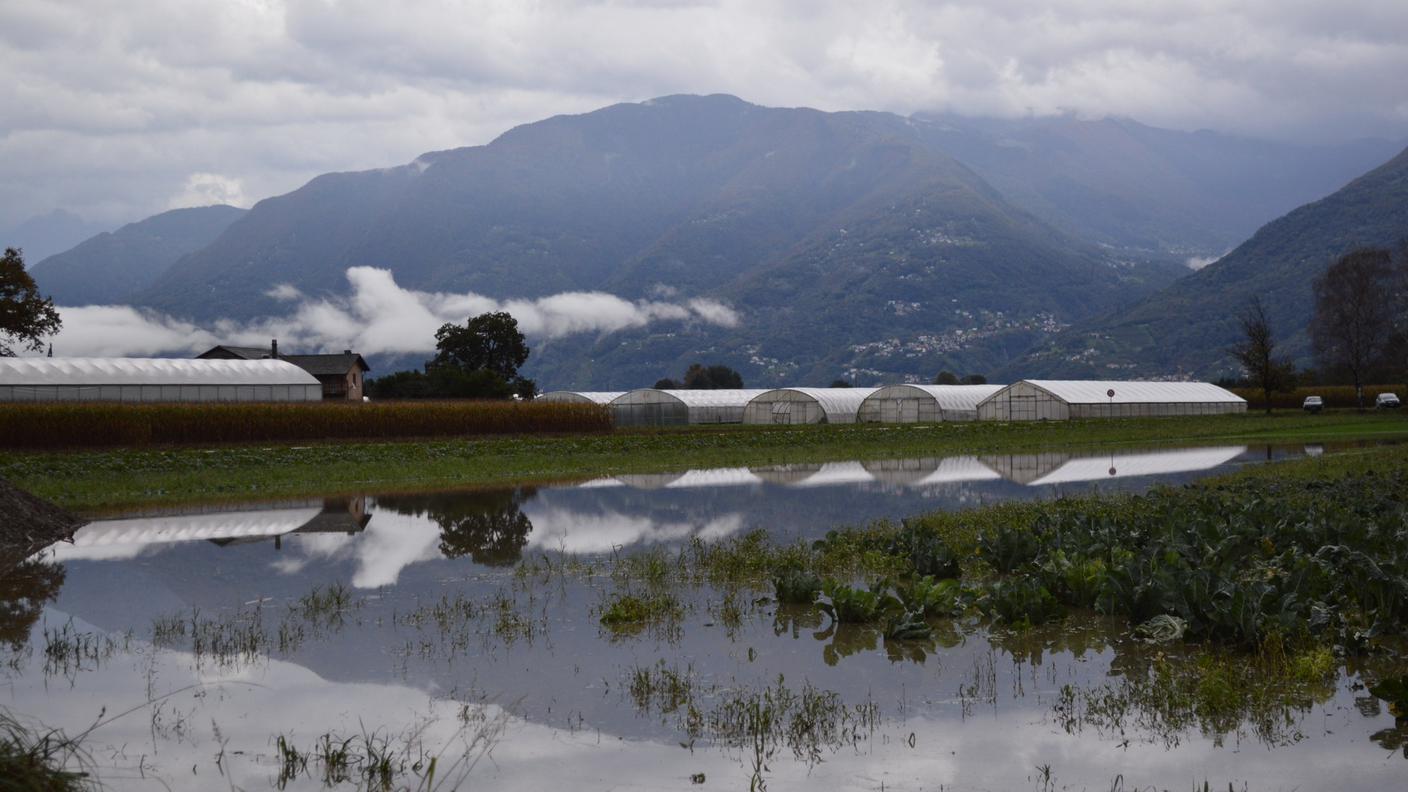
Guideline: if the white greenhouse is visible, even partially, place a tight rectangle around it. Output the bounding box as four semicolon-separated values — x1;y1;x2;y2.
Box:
608;389;768;427
975;380;1246;421
857;384;1004;423
535;391;625;405
0;358;323;403
741;387;880;425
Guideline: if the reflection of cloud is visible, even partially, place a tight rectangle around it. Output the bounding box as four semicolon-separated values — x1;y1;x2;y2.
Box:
522;506;745;554
273;510;441;589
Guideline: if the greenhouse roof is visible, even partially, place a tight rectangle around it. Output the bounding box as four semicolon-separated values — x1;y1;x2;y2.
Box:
867;384;1004;411
538;391;625;404
613;389;769;407
1017;380;1245;404
0;357;320;386
756;387;880;413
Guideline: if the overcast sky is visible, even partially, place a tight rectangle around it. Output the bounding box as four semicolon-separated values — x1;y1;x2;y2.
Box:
4;0;1407;230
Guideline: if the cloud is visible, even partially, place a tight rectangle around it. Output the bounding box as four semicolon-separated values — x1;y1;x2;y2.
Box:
168;172;247;209
3;0;1407;229
49;266;741;357
1185;255;1219;270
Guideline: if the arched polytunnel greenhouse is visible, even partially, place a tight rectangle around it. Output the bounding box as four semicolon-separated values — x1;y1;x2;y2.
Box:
608;389;768;427
0;358;323;403
535;391;625;405
856;384;1004;423
975;380;1246;421
741;387;879;425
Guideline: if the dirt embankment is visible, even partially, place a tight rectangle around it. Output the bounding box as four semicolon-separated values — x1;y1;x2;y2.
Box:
0;475;86;571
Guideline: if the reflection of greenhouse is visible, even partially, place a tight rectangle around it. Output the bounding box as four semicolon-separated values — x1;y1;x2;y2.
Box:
594;446;1251;490
43;498;371;561
608;389;767;426
741;388;879;425
857;384;1003;423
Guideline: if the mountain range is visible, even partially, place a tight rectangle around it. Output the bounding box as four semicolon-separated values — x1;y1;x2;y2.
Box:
16;95;1408;387
1018;144;1408;379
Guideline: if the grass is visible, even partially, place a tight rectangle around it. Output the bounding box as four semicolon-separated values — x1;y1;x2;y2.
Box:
0;711;93;792
0;400;611;451
1232;384;1405;410
5;411;1406;512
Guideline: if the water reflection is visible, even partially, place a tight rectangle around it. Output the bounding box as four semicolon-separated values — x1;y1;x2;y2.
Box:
5;436;1406;791
32;444;1298;575
379;489;537;567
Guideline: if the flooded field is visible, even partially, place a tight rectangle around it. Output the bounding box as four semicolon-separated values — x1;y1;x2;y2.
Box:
5;443;1406;790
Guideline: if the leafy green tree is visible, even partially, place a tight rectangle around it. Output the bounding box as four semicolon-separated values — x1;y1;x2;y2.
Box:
653;378;679;390
933;370;959;385
0;248;62;356
829;379;851;388
681;363;744;389
961;373;988;385
430;311;535;398
1229;295;1295;414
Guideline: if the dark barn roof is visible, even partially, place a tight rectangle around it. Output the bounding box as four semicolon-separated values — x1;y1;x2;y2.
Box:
200;345;272;360
197;346;369;375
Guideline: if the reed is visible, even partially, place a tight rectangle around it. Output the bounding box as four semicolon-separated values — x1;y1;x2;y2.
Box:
0;400;611;450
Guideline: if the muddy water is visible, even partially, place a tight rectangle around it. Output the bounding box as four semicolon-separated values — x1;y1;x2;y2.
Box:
5;443;1405;790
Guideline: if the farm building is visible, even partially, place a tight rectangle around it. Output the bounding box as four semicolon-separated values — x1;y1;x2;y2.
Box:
537;391;625;405
609;389;767;427
857;384;1003;423
198;343;369;401
741;387;880;425
975;380;1246;421
0;357;323;403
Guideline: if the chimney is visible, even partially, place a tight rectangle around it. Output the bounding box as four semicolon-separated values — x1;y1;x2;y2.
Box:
271;339;279;359
343;349;351;355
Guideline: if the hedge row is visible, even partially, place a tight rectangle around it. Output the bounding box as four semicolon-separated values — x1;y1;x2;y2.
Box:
1232;384;1405;410
0;400;612;450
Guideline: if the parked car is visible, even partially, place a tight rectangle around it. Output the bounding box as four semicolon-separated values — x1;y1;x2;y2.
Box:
1302;395;1324;414
1376;393;1401;410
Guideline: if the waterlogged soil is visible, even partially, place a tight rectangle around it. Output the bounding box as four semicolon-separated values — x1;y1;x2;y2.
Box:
5;442;1407;790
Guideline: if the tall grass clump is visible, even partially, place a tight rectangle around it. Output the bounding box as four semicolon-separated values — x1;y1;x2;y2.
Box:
0;711;93;791
0;400;611;450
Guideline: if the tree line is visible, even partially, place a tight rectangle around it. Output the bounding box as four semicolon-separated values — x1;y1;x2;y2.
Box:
1231;242;1408;411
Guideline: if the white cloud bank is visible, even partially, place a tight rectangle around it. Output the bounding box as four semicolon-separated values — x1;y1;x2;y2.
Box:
48;266;740;357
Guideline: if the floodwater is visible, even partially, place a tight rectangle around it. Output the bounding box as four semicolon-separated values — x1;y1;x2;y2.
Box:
4;443;1406;790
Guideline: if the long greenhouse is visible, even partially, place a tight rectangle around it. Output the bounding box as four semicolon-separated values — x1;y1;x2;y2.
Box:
535;391;625;405
856;383;1003;423
741;387;879;425
975;380;1246;421
0;358;324;403
608;389;768;426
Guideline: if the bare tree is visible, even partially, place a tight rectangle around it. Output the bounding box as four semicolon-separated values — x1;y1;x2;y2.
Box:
1310;248;1395;410
1229;295;1293;414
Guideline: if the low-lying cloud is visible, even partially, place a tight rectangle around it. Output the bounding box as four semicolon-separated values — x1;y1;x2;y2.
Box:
49;266;740;358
